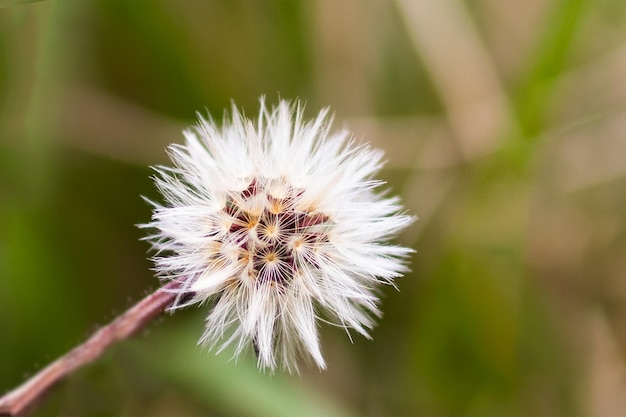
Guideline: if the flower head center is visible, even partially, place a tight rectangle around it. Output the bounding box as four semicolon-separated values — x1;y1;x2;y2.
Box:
220;178;331;287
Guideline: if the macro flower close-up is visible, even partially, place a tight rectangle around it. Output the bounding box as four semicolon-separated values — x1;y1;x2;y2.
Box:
143;100;414;372
6;1;626;415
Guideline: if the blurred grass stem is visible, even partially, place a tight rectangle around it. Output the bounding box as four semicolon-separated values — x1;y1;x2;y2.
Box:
394;0;519;159
0;281;180;417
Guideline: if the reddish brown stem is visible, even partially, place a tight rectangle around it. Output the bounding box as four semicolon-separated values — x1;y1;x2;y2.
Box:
0;281;180;417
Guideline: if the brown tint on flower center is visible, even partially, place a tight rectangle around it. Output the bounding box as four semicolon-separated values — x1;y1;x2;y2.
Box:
224;178;330;287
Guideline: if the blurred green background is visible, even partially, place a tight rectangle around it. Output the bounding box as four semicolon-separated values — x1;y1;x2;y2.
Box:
2;0;626;415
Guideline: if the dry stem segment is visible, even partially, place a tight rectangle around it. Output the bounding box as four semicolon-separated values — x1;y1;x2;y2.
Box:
0;281;181;417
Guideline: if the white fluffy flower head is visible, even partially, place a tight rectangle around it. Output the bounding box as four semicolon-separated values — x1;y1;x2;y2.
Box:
144;99;414;372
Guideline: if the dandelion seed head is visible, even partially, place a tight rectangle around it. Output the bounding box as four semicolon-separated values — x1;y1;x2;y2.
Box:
143;99;414;372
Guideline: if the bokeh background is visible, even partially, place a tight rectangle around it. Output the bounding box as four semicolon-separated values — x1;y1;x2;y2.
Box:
2;0;626;415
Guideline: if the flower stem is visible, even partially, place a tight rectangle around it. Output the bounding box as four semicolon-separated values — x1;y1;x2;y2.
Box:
0;281;180;417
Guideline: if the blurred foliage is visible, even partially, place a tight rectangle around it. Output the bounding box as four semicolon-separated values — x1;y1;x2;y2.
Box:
2;0;626;416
